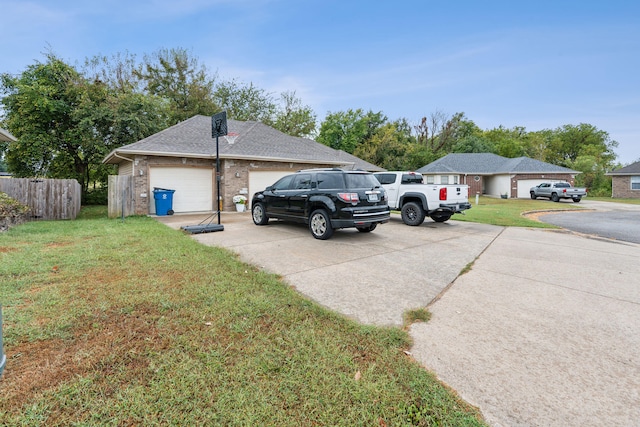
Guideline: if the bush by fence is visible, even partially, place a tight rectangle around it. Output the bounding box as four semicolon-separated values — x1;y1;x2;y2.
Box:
0;178;81;220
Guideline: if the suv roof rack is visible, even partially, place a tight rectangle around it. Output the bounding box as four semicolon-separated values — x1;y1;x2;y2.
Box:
296;167;345;172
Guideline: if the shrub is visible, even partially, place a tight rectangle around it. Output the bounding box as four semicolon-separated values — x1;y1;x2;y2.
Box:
82;186;108;205
0;192;30;231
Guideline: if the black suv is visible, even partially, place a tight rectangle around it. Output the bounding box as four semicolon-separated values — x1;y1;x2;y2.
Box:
251;169;390;239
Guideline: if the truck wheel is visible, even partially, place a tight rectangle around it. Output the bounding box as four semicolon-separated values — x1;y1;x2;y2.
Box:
530;192;537;200
431;213;452;223
252;202;269;225
551;193;560;202
401;202;426;226
572;197;581;203
309;209;334;240
356;224;377;233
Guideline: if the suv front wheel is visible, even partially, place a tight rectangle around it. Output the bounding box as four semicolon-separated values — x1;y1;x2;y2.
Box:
309;209;334;240
252;202;269;225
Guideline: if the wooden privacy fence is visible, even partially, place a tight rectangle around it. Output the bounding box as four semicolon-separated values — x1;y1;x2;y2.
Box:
108;175;134;218
0;178;81;220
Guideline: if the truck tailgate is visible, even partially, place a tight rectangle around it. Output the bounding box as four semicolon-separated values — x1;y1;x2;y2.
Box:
444;185;469;204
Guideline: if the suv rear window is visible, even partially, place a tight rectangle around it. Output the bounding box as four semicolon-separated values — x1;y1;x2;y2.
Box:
317;173;345;189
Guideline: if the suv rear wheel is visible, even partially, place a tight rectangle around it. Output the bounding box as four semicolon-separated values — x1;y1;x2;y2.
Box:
252;202;269;225
309;209;334;240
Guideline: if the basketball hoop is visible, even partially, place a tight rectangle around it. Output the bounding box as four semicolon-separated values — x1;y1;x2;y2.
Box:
223;132;239;145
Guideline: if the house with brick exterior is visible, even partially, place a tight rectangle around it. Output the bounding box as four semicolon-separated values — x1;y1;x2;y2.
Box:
607;161;640;199
103;115;383;215
416;153;580;198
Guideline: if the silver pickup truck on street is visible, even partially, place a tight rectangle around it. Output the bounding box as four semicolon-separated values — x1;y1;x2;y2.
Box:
530;182;587;202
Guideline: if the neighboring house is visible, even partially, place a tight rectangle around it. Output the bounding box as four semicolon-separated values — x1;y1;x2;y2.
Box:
607;161;640;199
416;153;580;198
103;115;384;215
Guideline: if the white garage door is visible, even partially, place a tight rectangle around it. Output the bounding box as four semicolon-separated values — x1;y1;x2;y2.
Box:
149;166;213;214
249;171;291;203
517;179;548;198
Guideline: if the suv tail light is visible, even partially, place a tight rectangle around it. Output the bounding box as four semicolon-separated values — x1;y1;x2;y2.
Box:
439;187;447;201
338;193;359;203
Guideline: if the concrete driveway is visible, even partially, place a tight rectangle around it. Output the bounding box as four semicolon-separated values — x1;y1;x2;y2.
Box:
157;210;640;426
159;213;501;326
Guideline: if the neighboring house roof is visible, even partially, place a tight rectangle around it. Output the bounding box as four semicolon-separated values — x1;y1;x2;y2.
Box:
416;153;579;175
606;161;640;175
103;115;384;172
0;128;17;143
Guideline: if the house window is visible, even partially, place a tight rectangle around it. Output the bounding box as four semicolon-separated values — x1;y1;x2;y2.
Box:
441;176;449;184
426;175;434;184
631;176;640;190
453;176;459;184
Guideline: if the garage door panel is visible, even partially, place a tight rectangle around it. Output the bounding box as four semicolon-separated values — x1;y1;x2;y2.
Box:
150;167;213;214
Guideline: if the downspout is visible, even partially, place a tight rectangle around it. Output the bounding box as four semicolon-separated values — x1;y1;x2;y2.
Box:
113;152;135;174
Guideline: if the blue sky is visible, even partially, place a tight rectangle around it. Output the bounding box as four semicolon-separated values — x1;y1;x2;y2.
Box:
1;0;639;164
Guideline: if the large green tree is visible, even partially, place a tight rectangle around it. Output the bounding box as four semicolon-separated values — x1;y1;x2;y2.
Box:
1;54;86;181
213;79;277;123
317;109;387;153
273;91;316;137
353;119;414;170
135;48;219;124
544;123;617;167
1;53;169;193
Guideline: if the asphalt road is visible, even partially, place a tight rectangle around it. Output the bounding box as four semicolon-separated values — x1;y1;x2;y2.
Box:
536;199;640;244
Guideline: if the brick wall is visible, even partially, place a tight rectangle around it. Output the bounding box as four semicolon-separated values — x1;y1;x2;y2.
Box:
461;175;483;196
612;176;640;198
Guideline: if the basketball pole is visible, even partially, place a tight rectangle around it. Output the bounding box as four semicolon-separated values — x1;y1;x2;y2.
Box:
215;131;221;225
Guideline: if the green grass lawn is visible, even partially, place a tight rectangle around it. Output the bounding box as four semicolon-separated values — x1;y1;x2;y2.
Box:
0;206;486;426
589;196;640;205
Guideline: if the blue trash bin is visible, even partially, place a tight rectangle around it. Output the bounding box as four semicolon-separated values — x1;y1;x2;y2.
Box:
153;188;175;216
1;305;6;378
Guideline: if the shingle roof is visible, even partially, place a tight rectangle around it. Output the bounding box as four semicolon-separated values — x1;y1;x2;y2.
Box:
416;153;578;174
103;115;384;171
607;161;640;175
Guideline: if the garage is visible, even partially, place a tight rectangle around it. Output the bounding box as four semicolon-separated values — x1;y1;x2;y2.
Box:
516;179;548;198
149;166;213;214
249;170;291;202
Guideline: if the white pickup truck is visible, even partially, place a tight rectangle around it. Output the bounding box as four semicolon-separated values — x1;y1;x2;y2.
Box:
530;182;587;202
374;171;472;226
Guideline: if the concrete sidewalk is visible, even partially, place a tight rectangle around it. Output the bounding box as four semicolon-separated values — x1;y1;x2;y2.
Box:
410;227;640;426
157;213;640;426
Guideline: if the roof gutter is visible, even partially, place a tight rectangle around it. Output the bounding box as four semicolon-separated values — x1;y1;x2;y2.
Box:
112;152;136;175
